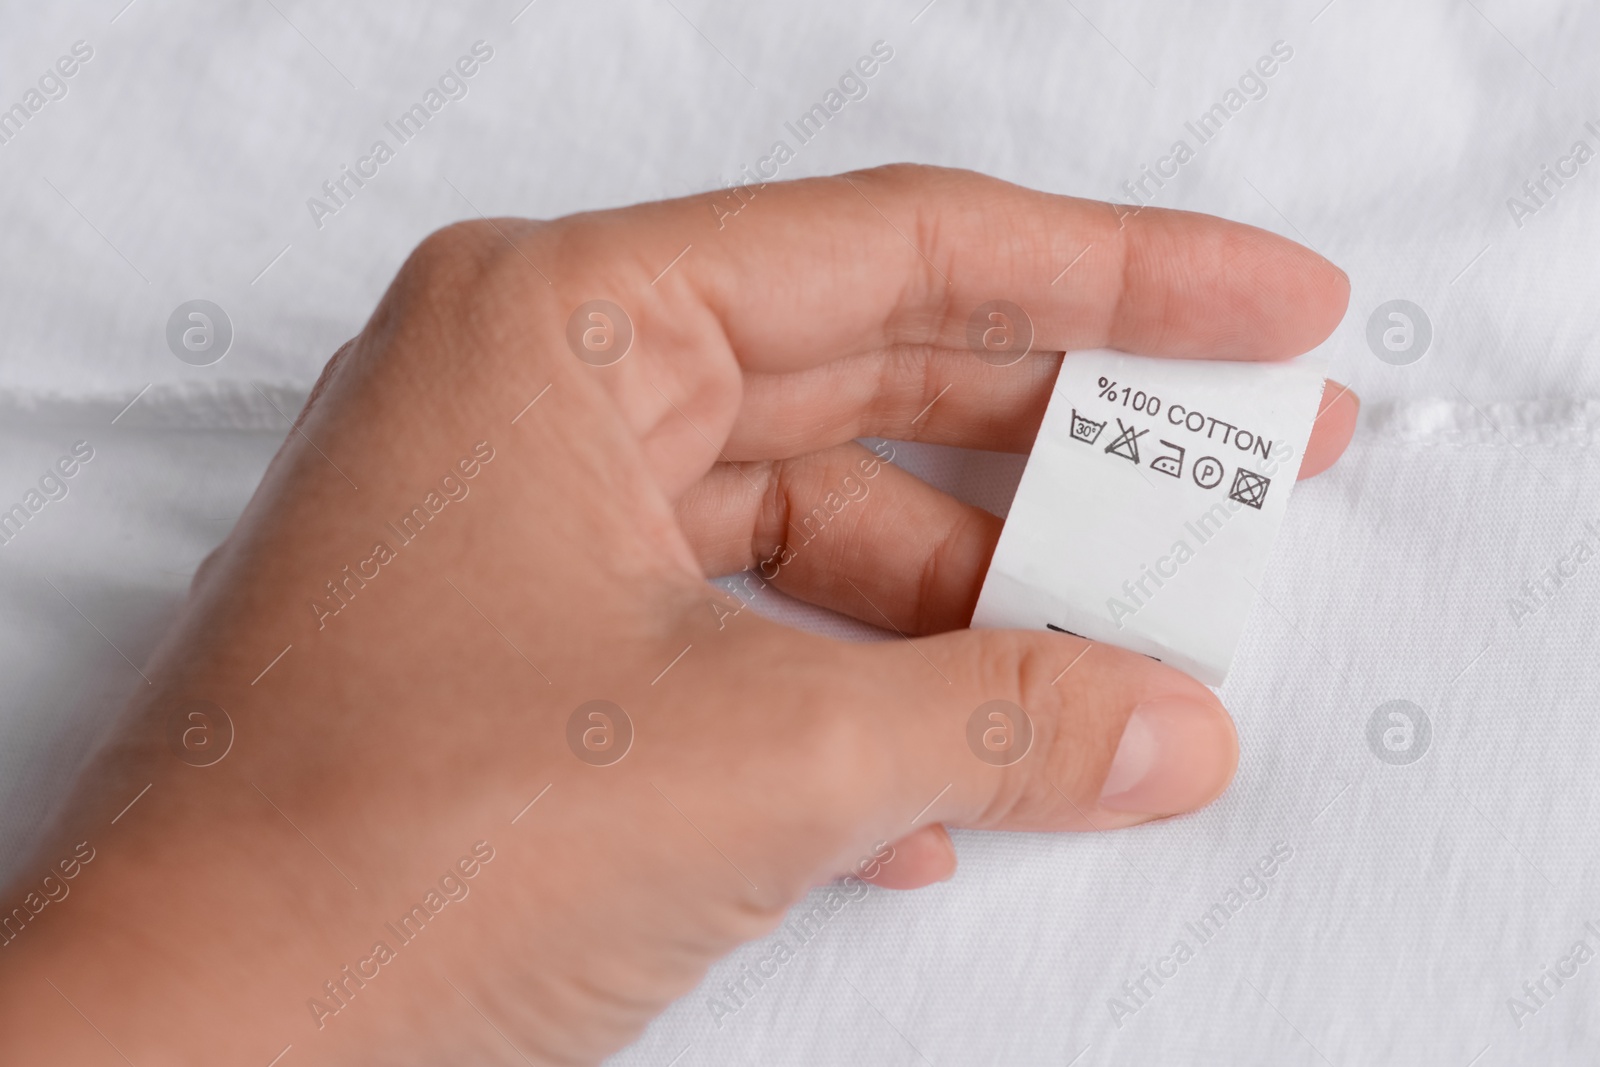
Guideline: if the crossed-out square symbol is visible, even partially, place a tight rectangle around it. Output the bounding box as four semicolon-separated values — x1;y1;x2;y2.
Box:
1229;468;1270;509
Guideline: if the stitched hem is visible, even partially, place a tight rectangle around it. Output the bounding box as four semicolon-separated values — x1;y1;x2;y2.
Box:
1361;398;1600;447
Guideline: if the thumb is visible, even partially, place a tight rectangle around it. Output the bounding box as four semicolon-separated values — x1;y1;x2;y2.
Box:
853;628;1238;838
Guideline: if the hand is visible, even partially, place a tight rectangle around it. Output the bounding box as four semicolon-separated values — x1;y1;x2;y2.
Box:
0;165;1356;1065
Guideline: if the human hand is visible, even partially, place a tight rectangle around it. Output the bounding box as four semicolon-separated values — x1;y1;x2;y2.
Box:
0;165;1356;1065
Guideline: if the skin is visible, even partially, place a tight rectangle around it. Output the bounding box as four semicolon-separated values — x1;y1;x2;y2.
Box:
0;165;1357;1065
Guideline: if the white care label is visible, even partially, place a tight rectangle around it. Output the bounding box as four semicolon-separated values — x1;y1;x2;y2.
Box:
971;349;1326;685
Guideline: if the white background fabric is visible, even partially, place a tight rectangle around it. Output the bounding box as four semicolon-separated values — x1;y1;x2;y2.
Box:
2;1;1598;1063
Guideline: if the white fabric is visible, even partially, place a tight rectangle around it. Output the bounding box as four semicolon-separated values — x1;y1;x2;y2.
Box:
3;0;1598;1063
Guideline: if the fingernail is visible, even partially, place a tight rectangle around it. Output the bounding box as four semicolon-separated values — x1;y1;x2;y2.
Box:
1097;697;1236;815
1317;380;1359;419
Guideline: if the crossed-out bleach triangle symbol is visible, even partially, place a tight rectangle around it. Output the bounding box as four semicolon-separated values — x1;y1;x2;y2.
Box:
1104;419;1146;464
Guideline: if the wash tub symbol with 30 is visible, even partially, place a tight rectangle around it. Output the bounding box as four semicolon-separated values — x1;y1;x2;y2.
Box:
1069;408;1105;445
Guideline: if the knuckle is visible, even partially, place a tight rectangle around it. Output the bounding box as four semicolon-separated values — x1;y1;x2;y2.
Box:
848;161;956;190
846;161;930;187
973;633;1127;815
753;664;888;824
1039;657;1155;813
390;217;566;326
187;542;228;598
398;218;506;291
1035;693;1121;810
371;218;560;375
972;630;1071;713
911;503;979;636
679;629;890;830
784;694;889;821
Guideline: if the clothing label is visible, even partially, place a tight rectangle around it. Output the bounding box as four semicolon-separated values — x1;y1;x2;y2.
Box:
971;350;1325;685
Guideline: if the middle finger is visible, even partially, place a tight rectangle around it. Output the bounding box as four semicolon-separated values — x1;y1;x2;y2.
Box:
724;347;1061;461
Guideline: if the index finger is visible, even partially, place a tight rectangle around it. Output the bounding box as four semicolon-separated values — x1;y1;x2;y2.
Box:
610;163;1348;374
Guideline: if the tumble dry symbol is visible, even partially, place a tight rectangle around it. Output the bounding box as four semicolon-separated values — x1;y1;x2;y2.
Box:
1104;419;1146;464
1070;408;1106;445
1228;468;1270;509
1151;440;1185;478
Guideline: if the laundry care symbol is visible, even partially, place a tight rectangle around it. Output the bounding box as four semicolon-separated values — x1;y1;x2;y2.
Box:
1229;468;1271;509
1104;419;1146;463
1069;408;1106;445
1192;456;1225;489
1150;440;1185;478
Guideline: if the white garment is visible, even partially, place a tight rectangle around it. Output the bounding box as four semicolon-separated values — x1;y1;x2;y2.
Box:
2;0;1597;1063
